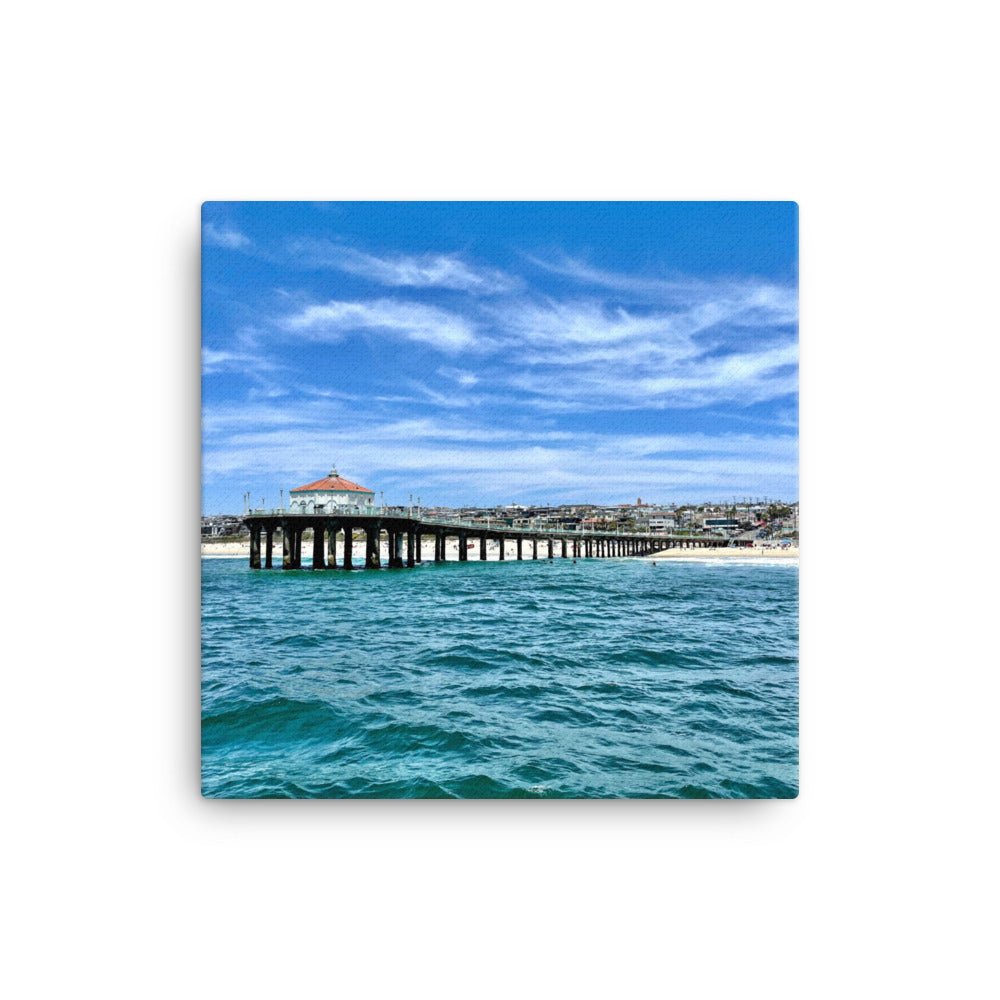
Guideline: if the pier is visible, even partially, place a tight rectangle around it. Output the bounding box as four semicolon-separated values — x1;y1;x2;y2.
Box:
241;510;730;570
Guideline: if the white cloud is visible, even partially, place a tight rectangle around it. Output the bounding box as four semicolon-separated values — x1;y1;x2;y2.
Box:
226;285;796;412
203;250;798;503
502;363;798;412
201;402;325;434
493;301;705;373
203;222;251;249
201;347;267;375
202;410;797;503
283;298;476;351
525;253;798;323
524;252;708;297
637;342;799;401
479;296;797;410
438;366;480;387
289;240;518;294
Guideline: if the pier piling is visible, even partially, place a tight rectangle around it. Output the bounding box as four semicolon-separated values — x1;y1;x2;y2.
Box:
366;527;380;569
245;512;728;572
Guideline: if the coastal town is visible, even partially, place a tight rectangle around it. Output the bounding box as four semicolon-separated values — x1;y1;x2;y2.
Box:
203;498;798;541
202;467;798;554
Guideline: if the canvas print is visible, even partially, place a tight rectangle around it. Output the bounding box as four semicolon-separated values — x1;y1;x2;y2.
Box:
201;201;798;798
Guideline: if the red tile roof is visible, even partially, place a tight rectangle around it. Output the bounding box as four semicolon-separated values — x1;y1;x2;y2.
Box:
291;475;373;494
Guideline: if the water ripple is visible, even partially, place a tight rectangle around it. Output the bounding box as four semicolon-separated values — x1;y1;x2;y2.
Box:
202;556;798;797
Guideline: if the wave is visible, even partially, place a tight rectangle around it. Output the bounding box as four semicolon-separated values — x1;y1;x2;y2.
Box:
202;696;349;746
202;556;798;798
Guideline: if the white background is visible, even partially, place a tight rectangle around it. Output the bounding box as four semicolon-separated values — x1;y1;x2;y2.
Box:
4;2;996;997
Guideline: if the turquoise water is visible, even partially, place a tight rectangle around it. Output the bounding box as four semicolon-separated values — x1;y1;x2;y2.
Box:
202;556;798;798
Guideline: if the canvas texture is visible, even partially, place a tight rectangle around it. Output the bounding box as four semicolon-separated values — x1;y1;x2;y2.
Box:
201;201;799;799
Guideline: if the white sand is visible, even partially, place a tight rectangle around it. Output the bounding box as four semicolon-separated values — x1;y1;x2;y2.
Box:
646;545;798;560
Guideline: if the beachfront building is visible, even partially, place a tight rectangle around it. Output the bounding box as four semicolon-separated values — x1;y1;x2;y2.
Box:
288;466;375;514
702;517;739;533
646;514;677;533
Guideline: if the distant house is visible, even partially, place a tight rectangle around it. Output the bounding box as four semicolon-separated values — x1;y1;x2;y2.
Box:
646;515;676;533
700;516;739;533
288;466;375;514
201;515;246;537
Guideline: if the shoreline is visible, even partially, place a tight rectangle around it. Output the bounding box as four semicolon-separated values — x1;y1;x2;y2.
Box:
644;546;797;560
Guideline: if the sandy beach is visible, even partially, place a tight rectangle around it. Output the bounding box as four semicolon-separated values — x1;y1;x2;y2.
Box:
201;541;254;557
645;545;798;560
202;538;797;561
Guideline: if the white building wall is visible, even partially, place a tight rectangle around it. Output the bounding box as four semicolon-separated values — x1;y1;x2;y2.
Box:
290;491;374;513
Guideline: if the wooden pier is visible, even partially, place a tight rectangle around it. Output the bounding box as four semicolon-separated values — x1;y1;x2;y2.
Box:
241;511;730;570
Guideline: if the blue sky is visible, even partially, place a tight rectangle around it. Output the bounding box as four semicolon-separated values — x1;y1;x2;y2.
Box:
202;202;797;514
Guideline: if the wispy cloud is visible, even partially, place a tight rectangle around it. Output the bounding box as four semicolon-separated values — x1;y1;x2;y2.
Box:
203;222;251;250
493;300;704;360
288;239;519;294
266;289;796;410
282;298;476;351
480;296;797;410
201;348;261;374
202;403;797;504
437;366;480;387
635;342;799;405
525;253;798;324
524;252;706;297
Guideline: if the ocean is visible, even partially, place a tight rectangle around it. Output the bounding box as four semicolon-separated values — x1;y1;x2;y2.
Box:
201;554;798;798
